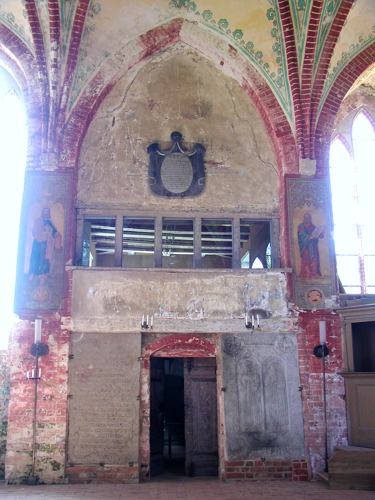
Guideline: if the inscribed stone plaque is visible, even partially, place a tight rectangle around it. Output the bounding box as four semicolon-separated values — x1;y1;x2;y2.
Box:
148;131;205;197
160;153;193;194
221;333;304;459
68;333;141;465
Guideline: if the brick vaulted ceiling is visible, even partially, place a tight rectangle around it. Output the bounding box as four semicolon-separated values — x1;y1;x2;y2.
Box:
0;0;374;171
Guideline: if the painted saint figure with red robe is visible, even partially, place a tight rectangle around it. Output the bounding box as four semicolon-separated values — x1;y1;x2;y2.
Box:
297;213;324;279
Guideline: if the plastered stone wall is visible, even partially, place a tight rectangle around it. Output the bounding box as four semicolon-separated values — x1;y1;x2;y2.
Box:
72;269;291;334
77;47;279;214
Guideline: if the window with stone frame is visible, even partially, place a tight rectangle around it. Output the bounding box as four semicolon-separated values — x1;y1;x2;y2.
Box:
330;111;375;294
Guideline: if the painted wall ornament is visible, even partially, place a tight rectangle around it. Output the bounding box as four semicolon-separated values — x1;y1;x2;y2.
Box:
147;131;205;197
286;177;337;309
15;172;71;312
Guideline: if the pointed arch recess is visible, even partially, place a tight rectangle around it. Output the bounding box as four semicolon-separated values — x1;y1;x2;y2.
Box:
60;18;297;177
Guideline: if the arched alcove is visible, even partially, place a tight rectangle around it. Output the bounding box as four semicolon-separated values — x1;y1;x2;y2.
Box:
77;46;279;214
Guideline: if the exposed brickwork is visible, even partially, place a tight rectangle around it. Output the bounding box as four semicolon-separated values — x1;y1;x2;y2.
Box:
223;459;308;481
297;311;347;475
66;465;139;484
5;318;70;484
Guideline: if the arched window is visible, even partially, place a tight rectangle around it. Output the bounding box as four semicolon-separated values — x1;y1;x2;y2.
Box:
330;111;375;294
0;67;26;347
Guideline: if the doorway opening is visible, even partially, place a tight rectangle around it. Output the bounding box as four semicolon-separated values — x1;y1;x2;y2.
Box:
150;357;218;478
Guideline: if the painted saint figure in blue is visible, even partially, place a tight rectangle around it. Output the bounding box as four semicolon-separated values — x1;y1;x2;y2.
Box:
29;207;62;285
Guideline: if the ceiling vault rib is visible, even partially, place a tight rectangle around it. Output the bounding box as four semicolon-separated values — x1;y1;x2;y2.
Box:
309;0;354;159
278;0;303;157
300;0;324;160
57;0;90;153
47;0;61;154
24;0;49;155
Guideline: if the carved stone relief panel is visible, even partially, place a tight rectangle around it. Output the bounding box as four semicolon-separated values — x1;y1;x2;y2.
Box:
221;333;304;459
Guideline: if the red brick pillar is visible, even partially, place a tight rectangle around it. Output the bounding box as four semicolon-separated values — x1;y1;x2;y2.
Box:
297;311;348;475
5;317;69;484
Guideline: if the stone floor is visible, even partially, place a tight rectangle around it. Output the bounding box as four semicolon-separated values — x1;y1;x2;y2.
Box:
0;480;374;500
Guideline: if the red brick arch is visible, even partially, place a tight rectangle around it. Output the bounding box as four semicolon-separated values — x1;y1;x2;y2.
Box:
143;334;216;364
61;18;297;176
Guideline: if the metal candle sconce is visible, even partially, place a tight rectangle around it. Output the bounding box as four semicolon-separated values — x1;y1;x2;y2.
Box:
245;308;271;330
141;314;153;330
30;318;49;358
245;313;259;330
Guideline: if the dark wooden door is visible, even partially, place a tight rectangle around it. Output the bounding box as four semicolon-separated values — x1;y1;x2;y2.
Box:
150;358;165;476
184;358;218;476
